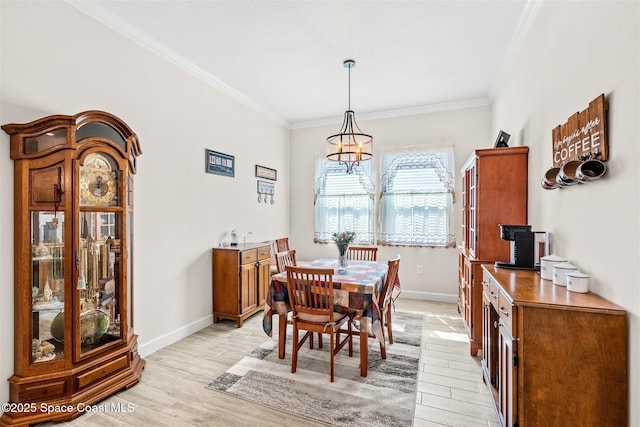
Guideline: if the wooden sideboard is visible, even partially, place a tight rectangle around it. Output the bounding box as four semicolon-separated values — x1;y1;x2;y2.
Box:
212;243;271;327
481;264;627;427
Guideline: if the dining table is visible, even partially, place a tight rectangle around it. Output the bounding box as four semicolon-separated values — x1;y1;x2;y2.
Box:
262;258;393;377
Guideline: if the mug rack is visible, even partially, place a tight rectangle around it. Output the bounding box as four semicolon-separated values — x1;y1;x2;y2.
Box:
542;94;609;190
257;180;275;204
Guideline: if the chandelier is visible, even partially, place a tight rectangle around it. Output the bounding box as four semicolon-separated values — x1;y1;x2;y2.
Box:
326;59;373;174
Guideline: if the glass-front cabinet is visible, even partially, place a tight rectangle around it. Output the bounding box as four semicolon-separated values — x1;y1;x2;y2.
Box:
1;111;144;426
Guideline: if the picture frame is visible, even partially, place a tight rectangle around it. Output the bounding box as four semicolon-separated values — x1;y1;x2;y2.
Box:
206;149;234;177
255;164;277;181
494;130;510;148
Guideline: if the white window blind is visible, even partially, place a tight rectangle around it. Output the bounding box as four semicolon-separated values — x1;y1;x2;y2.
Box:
314;159;374;243
379;146;455;247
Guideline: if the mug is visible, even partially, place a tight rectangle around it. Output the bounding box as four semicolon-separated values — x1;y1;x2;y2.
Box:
557;160;583;186
576;159;606;182
541;167;561;190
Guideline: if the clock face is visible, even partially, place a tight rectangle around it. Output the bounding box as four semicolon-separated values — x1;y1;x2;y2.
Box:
80;168;117;206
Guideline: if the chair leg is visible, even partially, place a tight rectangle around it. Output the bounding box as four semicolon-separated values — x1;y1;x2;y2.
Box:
348;320;353;356
386;308;394;344
291;325;299;374
330;332;335;382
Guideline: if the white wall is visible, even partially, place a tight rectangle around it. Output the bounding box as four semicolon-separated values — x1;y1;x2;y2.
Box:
492;1;639;425
0;1;289;406
289;105;492;300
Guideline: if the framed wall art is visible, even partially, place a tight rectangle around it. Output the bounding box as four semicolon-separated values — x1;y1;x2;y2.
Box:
255;164;277;181
494;130;510;148
206;149;234;177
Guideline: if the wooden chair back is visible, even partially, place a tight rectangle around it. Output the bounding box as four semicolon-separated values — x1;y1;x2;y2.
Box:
276;237;290;252
266;237;290;274
347;246;378;261
380;256;401;309
285;266;335;320
276;249;297;274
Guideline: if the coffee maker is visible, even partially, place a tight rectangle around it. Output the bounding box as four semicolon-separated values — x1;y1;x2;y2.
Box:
495;224;549;270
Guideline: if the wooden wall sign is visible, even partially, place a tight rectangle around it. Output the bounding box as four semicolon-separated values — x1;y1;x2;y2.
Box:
551;94;608;167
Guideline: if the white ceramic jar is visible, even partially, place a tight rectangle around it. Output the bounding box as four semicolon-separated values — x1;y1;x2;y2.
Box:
552;262;578;286
567;271;589;293
540;254;567;280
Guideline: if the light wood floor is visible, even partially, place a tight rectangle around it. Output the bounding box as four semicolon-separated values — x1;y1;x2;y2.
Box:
37;299;498;427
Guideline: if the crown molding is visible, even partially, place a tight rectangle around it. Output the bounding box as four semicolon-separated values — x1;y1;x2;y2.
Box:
487;0;543;98
65;0;532;132
289;97;492;130
65;0;290;128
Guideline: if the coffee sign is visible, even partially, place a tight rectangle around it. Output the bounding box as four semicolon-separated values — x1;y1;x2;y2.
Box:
551;94;608;167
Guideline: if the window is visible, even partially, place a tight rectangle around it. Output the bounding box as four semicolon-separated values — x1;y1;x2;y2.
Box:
379;146;455;247
100;213;116;238
314;159;374;244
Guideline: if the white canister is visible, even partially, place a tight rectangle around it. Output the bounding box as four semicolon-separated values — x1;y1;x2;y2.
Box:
552;262;578;286
567;271;589;293
540;254;567;280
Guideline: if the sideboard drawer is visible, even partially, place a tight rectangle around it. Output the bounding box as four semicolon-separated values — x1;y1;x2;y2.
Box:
257;246;271;260
497;291;514;336
240;249;257;265
487;277;500;309
77;355;128;389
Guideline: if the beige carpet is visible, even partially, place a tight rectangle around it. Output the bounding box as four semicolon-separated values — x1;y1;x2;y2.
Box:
207;310;424;426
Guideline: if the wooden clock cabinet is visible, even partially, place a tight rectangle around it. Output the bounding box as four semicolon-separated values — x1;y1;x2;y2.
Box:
212;243;271;327
458;146;528;356
1;111;144;426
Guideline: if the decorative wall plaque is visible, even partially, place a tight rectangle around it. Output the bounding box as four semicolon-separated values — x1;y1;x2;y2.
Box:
551;94;608;167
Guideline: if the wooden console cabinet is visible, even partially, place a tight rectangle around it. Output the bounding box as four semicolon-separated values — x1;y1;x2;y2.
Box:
212;243;271;327
481;264;628;427
459;147;528;356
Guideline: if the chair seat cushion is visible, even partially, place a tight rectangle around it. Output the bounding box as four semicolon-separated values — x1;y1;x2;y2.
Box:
297;312;348;324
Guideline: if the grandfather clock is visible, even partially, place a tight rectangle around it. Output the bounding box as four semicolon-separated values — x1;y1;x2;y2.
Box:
1;111;144;425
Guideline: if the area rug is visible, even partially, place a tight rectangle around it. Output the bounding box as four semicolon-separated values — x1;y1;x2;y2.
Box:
207;310;424;426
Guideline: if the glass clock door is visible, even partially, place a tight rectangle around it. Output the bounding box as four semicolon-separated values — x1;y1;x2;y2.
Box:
77;211;121;355
31;211;65;363
77;152;123;356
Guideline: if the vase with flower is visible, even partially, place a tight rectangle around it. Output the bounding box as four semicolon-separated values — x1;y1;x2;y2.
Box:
332;231;356;270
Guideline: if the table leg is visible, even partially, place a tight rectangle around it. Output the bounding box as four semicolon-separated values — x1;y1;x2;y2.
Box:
278;313;286;359
360;329;368;377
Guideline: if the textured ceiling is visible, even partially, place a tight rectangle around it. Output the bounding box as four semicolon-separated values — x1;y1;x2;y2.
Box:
68;1;540;128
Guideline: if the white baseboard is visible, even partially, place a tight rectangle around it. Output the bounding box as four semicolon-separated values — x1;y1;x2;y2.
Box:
398;290;458;304
138;292;456;357
138;314;213;357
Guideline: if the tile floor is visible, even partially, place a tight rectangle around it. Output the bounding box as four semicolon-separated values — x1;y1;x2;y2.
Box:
396;299;499;426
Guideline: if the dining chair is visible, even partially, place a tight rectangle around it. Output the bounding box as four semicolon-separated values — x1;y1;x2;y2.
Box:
285;266;353;382
276;249;297;274
379;256;401;344
276;237;290;252
266;237;290;275
347;246;378;261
